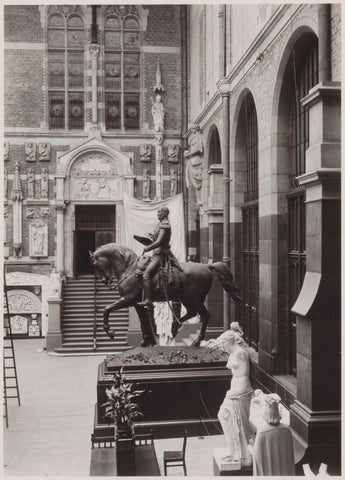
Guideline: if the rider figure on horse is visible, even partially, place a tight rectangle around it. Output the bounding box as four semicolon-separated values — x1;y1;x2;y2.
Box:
137;205;182;309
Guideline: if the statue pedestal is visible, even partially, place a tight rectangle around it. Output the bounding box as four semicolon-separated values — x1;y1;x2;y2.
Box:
213;448;252;476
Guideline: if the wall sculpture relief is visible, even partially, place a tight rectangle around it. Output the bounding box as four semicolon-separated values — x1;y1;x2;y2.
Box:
140;144;152;162
41;207;50;216
170;168;178;197
70;153;123;201
10;315;28;335
25;143;36;162
27;167;35;198
168;144;179;163
38;143;51;161
143;168;150;200
29;219;48;257
40;167;49;198
26;207;35;219
7;289;41;313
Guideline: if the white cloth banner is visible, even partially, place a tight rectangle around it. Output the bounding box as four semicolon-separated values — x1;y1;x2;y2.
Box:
123;193;186;345
123;192;186;262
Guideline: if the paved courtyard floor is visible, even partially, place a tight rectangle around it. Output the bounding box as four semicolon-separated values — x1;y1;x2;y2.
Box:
4;338;226;477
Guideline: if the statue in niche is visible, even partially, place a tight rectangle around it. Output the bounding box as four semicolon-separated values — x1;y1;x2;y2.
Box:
184;125;204;192
155;132;164;162
4;168;8;200
40;167;49;198
217;322;253;467
170;168;178;197
4;142;9;161
25;143;36;162
168;144;179;163
32;221;45;255
143;169;150;200
38;143;50;161
151;94;165;132
27;167;35;198
140;144;152;163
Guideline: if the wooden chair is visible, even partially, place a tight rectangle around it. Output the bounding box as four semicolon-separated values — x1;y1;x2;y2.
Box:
163;429;188;476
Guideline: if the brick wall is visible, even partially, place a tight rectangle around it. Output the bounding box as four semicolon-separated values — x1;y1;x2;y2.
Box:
5;50;44;128
144;5;181;47
4;5;43;43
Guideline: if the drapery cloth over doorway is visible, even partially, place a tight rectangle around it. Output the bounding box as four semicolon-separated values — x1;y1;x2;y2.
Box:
123;193;186;344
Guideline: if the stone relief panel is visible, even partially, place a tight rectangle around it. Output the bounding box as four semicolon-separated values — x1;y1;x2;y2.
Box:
140;144;152;162
70;153;123;201
27;167;35;198
167;144;179;163
4;142;9;161
41;207;50;216
38;143;51;161
25;143;36;162
40;167;49;198
29;219;48;257
10;315;28;335
6;289;41;314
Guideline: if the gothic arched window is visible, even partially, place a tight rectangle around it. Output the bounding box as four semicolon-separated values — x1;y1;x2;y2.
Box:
47;6;85;130
104;5;141;130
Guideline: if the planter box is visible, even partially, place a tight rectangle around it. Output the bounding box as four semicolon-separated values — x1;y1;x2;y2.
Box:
92;346;230;440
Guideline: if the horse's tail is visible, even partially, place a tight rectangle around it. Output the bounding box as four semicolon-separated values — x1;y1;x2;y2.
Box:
207;262;243;304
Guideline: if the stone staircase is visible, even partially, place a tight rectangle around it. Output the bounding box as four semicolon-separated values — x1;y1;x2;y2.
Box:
54;275;132;355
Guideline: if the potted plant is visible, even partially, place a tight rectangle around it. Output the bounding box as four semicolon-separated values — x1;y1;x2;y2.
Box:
102;367;145;440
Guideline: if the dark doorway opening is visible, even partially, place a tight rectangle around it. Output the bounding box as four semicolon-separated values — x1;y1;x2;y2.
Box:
74;205;115;277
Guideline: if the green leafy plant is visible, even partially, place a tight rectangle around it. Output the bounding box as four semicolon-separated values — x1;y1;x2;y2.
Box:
102;368;145;431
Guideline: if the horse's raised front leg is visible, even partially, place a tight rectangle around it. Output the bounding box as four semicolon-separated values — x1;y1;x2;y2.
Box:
103;296;130;340
191;304;210;347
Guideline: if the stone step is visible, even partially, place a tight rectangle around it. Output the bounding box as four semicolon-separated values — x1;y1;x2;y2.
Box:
53;345;133;355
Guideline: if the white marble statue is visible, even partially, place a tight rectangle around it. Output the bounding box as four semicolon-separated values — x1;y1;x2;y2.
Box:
151;94;165;132
217;322;253;467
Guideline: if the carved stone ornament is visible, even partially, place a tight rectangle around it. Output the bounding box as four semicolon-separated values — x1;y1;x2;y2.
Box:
29;318;40;337
29;219;48;257
170;168;178;197
71;154;118;176
153;61;165;93
4;168;8;200
168;144;180;163
10;315;28;335
38;143;51;161
151;94;165;132
40;207;50;216
25;143;36;162
140;144;152;163
4;142;9;161
26;207;35;219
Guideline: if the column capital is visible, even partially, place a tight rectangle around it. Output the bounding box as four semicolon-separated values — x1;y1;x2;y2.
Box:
55;203;66;212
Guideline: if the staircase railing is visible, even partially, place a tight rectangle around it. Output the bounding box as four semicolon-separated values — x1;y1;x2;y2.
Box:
93;272;97;351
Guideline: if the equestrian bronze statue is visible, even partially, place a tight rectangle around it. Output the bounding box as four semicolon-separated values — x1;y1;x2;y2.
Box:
89;243;243;347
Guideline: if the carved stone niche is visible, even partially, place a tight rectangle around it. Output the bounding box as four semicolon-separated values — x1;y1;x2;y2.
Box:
29;219;48;257
140;144;152;163
25;143;36;162
168;144;180;163
38;143;51;161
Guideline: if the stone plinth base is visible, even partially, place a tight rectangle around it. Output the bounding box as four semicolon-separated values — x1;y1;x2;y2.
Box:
213;448;252;476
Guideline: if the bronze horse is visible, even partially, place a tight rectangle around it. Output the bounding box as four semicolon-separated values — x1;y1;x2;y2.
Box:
90;243;243;347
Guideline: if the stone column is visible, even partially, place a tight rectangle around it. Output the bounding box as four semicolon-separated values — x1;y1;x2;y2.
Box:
155;132;164;199
90;45;100;125
218;81;231;330
46;298;62;351
290;82;341;473
55;203;66;273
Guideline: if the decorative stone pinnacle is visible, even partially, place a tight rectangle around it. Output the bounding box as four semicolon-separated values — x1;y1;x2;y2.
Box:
153;61;165;93
11;162;23;200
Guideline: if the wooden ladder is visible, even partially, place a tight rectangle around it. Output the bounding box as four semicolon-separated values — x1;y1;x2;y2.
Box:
3;270;21;428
